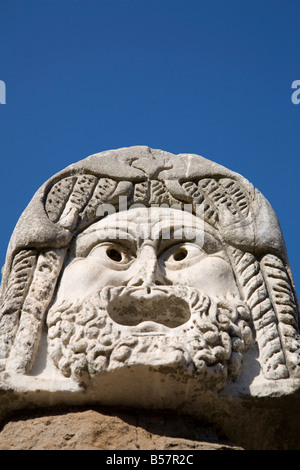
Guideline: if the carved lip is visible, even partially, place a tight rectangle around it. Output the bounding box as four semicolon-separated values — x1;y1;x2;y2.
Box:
130;321;171;336
106;288;191;329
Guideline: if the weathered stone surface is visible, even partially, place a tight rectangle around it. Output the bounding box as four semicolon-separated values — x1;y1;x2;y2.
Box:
0;146;299;450
0;408;243;450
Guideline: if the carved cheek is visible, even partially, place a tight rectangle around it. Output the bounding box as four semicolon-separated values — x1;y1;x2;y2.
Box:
164;256;239;298
55;258;133;302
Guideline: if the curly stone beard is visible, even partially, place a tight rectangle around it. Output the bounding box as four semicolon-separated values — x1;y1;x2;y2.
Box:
47;286;253;391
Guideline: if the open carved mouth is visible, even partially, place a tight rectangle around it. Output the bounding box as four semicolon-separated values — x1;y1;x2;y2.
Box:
106;287;191;329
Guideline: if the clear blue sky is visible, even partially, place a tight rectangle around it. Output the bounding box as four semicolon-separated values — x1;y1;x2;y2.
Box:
0;0;299;293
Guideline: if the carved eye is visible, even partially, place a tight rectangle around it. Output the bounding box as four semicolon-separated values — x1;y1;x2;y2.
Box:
173;247;188;261
106;248;123;262
88;243;134;266
161;243;205;269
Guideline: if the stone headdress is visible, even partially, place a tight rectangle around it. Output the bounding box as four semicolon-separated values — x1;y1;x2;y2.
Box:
0;146;299;383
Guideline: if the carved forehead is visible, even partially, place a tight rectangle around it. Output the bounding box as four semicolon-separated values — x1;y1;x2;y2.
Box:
79;207;204;235
73;207;223;257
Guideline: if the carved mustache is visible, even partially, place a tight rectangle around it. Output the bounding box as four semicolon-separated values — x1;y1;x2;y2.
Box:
98;285;212;330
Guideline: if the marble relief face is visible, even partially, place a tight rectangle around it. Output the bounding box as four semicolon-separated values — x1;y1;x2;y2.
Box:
47;208;252;388
54;207;239;304
1;145;299;425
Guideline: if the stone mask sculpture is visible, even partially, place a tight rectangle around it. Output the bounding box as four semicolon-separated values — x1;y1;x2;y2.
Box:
0;146;299;426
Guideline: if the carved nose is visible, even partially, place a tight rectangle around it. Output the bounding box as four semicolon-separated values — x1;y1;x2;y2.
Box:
128;245;164;287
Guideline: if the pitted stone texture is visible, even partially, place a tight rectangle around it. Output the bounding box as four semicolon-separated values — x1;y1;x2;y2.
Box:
0;146;299;432
0;409;242;451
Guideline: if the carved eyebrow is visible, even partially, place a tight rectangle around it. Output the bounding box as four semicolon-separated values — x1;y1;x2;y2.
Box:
75;226;139;257
152;221;205;242
157;226;223;253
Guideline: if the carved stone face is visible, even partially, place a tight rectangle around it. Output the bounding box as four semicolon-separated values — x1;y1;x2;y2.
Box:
1;146;299;428
0;146;299;449
54;207;239;304
48;207;252;389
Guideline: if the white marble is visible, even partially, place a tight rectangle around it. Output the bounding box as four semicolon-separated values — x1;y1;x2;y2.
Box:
0;146;299;421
